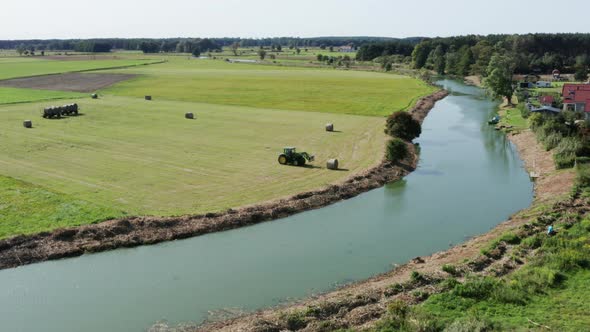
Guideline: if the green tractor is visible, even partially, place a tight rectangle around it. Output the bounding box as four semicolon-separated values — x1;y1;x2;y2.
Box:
278;147;315;166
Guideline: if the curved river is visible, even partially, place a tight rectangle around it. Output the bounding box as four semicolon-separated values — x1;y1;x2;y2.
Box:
0;80;533;332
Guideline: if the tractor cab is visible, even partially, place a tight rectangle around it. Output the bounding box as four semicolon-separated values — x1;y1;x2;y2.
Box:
283;147;296;155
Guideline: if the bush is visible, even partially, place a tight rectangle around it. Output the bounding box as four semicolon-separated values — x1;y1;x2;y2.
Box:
283;311;306;330
442;264;458;275
521;234;543;249
542;132;563;151
385;111;421;140
556;137;583;155
555;151;576;169
410;270;426;284
576;163;590;188
529;113;545;130
444;317;496;332
386;138;409;162
517;103;531;118
498;232;521;245
510;266;565;294
453;277;498;300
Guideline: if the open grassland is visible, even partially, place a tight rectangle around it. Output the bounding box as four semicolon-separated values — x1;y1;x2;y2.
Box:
0;87;84;104
103;59;435;116
0;57;159;80
0;54;434;238
0;176;122;239
0;96;386;229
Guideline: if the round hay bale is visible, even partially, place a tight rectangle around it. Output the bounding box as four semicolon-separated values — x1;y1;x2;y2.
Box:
23;120;32;128
145;95;152;101
91;93;98;99
327;159;339;170
326;123;334;132
185;112;194;119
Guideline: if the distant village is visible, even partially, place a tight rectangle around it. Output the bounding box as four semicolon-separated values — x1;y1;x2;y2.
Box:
519;69;590;119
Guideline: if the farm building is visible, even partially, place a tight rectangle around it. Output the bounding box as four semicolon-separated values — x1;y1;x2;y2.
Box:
540;95;555;106
562;84;590;119
338;45;354;53
531;105;561;115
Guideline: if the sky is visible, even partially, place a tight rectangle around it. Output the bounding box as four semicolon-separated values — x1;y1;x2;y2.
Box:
1;0;589;40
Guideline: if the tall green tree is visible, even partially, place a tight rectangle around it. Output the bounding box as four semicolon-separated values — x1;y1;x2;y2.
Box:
432;45;446;75
575;55;589;81
458;46;475;76
258;49;267;60
470;40;493;76
412;41;431;69
484;54;516;103
231;42;240;56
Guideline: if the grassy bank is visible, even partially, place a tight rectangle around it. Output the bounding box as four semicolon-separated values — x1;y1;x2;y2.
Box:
0;175;121;239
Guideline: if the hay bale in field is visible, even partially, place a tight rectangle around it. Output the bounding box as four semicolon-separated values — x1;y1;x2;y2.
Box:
91;93;98;99
326;123;334;132
23;120;32;128
145;95;152;101
185;112;194;119
327;159;339;170
43;106;61;119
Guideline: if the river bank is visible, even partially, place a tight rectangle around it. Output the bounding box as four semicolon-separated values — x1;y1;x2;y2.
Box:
192;118;574;331
0;90;449;271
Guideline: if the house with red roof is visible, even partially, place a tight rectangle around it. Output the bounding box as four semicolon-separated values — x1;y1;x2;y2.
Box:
540;96;554;106
562;84;590;118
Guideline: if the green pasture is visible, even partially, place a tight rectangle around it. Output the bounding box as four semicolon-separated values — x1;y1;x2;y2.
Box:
0;96;386;231
0;87;84;104
0;53;435;238
103;59;434;116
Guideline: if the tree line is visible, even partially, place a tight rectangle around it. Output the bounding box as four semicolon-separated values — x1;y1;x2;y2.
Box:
408;34;590;75
0;36;398;54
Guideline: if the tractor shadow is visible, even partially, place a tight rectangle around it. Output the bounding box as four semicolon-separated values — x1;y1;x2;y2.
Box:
331;168;350;171
328;130;343;133
296;164;322;169
43;113;86;120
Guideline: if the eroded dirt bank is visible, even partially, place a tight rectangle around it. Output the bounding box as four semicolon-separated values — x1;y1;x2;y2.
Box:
187;131;576;332
0;90;449;271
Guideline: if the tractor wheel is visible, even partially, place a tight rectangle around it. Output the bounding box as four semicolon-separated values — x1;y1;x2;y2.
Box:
278;154;288;165
293;159;299;166
298;156;306;166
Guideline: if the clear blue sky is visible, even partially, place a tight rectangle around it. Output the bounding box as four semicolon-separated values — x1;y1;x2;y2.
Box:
2;0;589;39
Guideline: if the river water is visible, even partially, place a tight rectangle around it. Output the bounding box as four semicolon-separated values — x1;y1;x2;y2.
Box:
0;80;533;332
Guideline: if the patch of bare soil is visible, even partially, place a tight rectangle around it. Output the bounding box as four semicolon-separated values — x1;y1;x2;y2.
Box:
0;90;449;271
185;125;576;332
509;130;575;202
463;75;482;87
43;55;126;61
0;73;137;92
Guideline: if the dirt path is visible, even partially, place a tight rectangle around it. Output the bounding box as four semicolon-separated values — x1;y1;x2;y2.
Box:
0;90;449;271
189;131;574;332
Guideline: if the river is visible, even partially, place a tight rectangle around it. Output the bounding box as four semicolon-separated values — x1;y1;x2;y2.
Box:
0;80;534;332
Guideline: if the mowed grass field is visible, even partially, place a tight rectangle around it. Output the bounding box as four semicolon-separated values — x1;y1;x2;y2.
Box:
0;55;435;238
0;96;386;222
0;87;84;104
103;59;435;116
